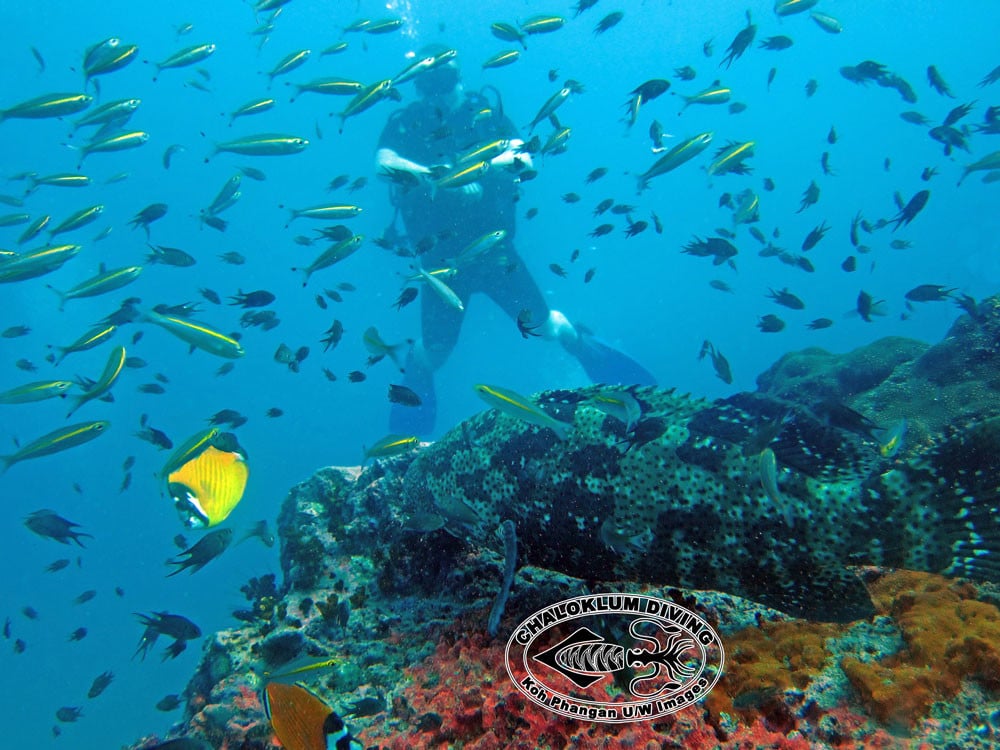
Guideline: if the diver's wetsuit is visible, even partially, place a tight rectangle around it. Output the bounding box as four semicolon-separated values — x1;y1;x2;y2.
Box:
380;90;657;434
379;91;553;432
379;92;550;361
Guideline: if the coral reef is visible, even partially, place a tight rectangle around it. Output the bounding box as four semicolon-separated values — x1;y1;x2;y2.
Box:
233;574;282;625
358;626;814;750
126;299;1000;749
758;294;1000;443
842;571;1000;731
756;337;928;407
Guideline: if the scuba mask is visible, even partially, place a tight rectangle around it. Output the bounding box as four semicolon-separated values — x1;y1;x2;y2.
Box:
416;63;460;97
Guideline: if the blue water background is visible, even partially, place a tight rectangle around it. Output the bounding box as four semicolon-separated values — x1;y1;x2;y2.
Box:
1;1;998;747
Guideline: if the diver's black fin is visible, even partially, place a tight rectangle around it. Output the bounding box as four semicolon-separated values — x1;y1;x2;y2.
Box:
572;332;657;387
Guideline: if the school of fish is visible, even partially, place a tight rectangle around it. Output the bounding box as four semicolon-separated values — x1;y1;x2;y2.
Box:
1;1;999;747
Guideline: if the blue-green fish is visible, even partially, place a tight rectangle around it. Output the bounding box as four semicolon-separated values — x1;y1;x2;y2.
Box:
66;345;126;417
2;421;109;473
0;380;73;405
364;434;419;461
0;92;92;123
145;311;245;359
0;244;80;284
473;384;572;441
212;133;308;158
55;324;117;365
49;265;141;310
636;132;713;191
153;43;216;80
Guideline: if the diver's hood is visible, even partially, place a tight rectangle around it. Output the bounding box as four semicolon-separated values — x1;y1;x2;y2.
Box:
415;63;460;97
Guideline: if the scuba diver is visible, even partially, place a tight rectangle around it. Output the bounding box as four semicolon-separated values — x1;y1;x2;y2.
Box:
376;45;656;435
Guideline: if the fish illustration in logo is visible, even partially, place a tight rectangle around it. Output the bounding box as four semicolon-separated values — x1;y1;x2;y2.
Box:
533;619;697;698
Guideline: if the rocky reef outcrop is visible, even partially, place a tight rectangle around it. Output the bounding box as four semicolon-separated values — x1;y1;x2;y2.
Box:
130;297;1000;750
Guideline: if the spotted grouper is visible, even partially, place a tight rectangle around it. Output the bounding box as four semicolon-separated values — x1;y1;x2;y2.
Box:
390;385;999;622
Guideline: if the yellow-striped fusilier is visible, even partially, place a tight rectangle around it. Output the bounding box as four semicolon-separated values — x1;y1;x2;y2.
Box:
290;78;362;101
490;22;525;47
145;310;245;359
263;656;338;683
636;132;713;192
758;447;793;528
519;15;565;35
229;97;275;124
338;79;396;131
66;345;126;417
482;50;520;69
294;234;364;286
24;173;92;193
541;126;571;156
75;130;149;168
0;244;81;283
320;42;349;57
457;139;510;165
48;204;105;238
452;229;506;266
363;434;419;461
433;160;490;191
416;267;464;311
682;83;732;109
1;421;109;473
958;149;1000;186
72;98;141;130
0;92;92;123
49;264;141;310
17;214;51;244
473;384;572;441
391;53;439;85
586;389;643;433
707;140;755;177
84;40;138;84
286;204;362;224
774;0;818;16
364;17;403;34
54;323;117;365
81;37;139;87
266;49;310;85
0;213;30;227
166;430;249;528
0;379;73;404
153;43;217;80
527;87;570;132
212;133;309;158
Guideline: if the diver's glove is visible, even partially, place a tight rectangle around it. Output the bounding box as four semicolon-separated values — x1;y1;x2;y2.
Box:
426;163;452;181
492;138;533;170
